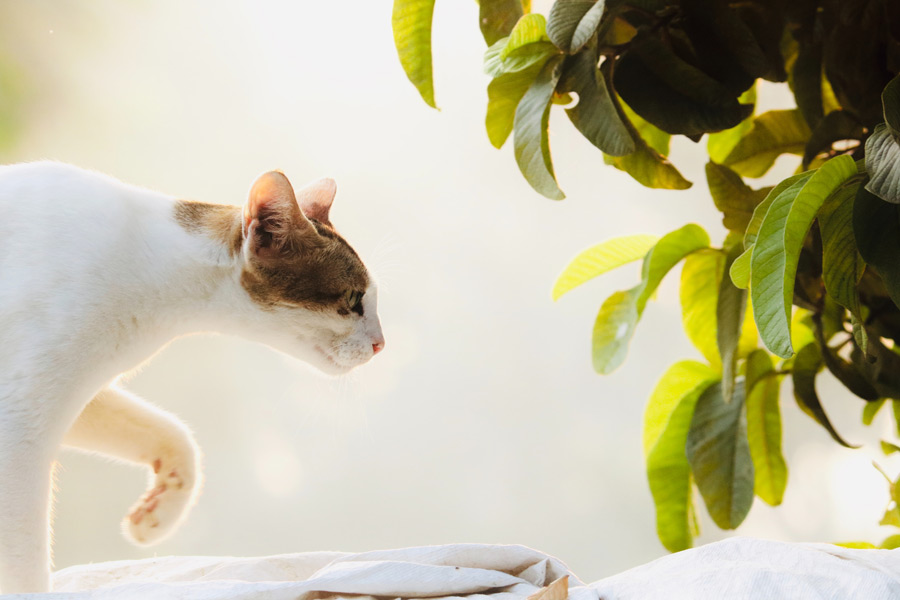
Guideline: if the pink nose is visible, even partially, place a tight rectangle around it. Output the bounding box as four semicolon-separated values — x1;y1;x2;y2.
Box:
372;340;385;355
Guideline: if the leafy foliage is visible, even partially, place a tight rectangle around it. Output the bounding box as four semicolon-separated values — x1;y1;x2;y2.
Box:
394;0;900;551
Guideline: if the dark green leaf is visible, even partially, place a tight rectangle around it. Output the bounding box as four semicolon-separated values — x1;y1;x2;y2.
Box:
723;110;812;178
392;0;437;108
514;55;566;199
593;224;709;373
602;95;691;190
708;85;757;163
864;124;900;203
745;350;786;506
853;186;900;309
818;181;865;315
718;244;748;402
687;381;754;530
882;72;900;137
479;0;525;46
792;343;857;447
791;38;823;129
813;315;879;401
614;34;752;136
547;0;606;53
705;162;770;233
559;47;633;156
644;361;719;552
803;110;864;168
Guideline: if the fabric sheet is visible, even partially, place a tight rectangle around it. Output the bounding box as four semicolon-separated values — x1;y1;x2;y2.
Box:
18;537;900;599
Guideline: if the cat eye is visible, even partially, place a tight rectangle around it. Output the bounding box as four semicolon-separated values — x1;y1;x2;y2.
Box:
344;290;364;315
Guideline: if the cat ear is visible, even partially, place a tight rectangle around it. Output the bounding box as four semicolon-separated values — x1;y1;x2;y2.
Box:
295;178;336;224
243;171;316;259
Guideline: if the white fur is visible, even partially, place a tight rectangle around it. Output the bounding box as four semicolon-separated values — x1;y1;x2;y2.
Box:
0;162;383;593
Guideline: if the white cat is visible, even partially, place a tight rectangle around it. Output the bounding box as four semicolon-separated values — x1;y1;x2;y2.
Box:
0;162;385;593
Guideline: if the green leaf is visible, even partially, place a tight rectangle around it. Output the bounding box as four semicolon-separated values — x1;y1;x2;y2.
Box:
392;0;437;109
614;34;752;136
514;55;566;199
881;534;900;549
819;181;865;316
484;38;557;78
752;156;857;358
729;246;752;289
882;72;900;137
742;171;814;249
790;39;824;130
502;14;550;60
803;110;864;168
546;0;606;53
603;99;691;190
864;124;900;204
813;314;878;401
486;60;550;149
687;380;754;530
745;350;786;506
644;360;719;552
863;398;887;426
718;245;749;401
479;0;525;46
708;85;757;163
680;250;725;369
593;224;710;374
705;162;770;233
792;343;857;448
853;186;900;309
560;47;634;156
552;234;659;300
723;110;812;178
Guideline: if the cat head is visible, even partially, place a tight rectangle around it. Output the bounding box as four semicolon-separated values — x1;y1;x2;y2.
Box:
238;170;384;375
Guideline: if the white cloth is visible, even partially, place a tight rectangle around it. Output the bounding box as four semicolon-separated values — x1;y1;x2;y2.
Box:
21;538;900;599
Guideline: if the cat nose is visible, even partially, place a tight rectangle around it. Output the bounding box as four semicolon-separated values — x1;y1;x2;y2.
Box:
372;340;385;355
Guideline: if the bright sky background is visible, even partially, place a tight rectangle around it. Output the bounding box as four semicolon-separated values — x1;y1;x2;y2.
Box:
3;0;899;583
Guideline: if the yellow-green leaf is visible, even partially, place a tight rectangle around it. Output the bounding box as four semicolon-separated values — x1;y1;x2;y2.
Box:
593;224;709;373
392;0;437;109
644;360;719;552
479;0;525;46
723;109;811;178
680;250;725;369
553;234;659;300
745;349;786;505
502;14;550;60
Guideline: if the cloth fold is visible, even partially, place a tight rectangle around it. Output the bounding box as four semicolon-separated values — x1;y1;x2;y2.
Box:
26;538;900;600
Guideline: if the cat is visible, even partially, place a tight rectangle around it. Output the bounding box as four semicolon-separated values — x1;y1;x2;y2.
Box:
0;162;385;593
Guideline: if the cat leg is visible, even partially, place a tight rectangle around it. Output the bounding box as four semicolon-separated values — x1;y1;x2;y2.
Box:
0;415;57;593
62;386;202;546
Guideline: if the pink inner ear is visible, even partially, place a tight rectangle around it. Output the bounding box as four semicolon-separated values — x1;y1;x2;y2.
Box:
296;178;336;223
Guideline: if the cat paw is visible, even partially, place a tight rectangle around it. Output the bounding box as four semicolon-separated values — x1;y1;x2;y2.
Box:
123;465;195;546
